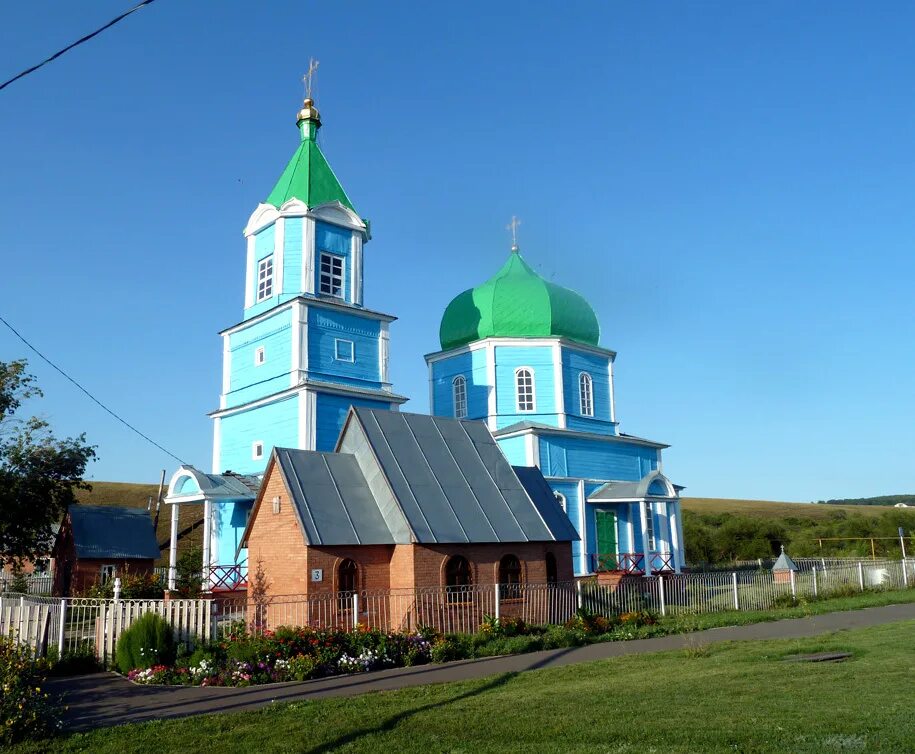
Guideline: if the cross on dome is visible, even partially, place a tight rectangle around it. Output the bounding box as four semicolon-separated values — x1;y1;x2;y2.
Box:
507;215;521;252
303;58;319;100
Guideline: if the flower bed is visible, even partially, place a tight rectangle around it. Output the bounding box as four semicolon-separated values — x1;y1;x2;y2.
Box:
123;610;662;687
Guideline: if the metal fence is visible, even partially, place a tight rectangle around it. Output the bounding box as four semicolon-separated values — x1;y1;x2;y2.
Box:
0;573;52;595
3;559;913;662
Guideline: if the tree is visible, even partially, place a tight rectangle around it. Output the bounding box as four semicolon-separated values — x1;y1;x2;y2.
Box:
0;360;96;567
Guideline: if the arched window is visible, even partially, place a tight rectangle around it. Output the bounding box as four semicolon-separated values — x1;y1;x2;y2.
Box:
452;375;467;419
545;552;558;584
338;559;358;595
579;372;593;416
554;492;567;513
445;555;472;603
515;368;536;412
498;554;522;599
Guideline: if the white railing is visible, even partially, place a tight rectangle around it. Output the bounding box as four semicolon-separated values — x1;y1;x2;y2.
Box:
3;559;913;660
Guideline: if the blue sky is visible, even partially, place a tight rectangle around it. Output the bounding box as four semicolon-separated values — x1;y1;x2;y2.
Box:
1;1;913;501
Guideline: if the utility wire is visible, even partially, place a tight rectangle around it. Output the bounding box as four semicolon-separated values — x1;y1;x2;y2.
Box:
0;314;187;465
0;0;158;92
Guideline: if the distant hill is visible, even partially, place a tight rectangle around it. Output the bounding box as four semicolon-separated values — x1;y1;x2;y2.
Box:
76;481;203;564
681;497;901;520
817;495;915;507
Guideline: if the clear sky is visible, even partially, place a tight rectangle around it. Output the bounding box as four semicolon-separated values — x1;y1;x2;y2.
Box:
2;1;913;501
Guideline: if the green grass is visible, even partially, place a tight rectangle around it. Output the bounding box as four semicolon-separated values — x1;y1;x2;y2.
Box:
18;619;915;753
682;496;900;520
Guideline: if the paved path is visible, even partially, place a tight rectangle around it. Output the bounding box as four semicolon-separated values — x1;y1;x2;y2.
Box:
49;602;915;732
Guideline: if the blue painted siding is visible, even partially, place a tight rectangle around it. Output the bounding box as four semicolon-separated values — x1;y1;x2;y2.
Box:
539;435;658;480
226;309;292;408
244;224;278;320
213;500;253;569
314;393;392;451
496;435;527;466
307;307;381;389
315;222;353;304
430;350;489;419
218;395;299;475
281;217;303;299
546;480;583;574
561;347;614;435
494;345;559;429
616;504;633;552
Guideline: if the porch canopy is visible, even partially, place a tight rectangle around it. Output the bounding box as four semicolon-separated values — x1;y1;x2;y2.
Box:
588;470;680;503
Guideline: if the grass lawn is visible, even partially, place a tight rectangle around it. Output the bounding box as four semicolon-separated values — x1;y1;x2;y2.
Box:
18;618;915;754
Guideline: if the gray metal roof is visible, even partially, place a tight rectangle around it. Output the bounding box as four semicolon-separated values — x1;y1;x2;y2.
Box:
66;505;160;560
352;408;571;544
274;448;396;545
512;466;580;542
772;546;799;572
589;471;679;502
493;421;669;449
164;465;260;504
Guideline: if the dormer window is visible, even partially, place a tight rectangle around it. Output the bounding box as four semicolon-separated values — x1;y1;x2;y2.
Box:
256;256;273;302
319;252;345;298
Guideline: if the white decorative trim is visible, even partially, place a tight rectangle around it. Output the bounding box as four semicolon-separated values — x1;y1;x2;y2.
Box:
352;232;363;306
244;204;280;237
485;341;497;430
425;336;616;363
334;338;355;362
245;201;367;239
219;295;395;338
608;357;617;424
452;375;467;419
309;202;367;232
299;302;309;379
577;479;587;574
514;366;536;413
380;322;390;385
297;391;309;449
427;359;435;414
244;235;255;308
290;302;302;387
306;390;317;449
221;334;231;408
552;342;565;427
524;433;536;465
578;371;594;417
302;217;316;295
278;198;309;216
210;381;406;419
211;417;221;474
274;217;285;295
627;504;635;555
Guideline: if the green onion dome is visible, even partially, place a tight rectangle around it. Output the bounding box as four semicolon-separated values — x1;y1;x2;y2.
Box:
439;247;601;350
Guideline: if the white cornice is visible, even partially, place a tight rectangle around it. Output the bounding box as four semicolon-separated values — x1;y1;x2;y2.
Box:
424;336;616;363
244;200;368;238
220;295;397;337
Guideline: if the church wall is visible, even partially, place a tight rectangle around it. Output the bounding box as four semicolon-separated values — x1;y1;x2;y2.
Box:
314;221;353;303
306;307;382;389
280;217;303;300
218;394;300;474
314;393;393;452
538;435;658;480
430;350;489;419
496;435;527;466
545;479;583;576
244;223;279;320
561;347;615;435
226;308;293;408
494;345;559;428
213;500;253;569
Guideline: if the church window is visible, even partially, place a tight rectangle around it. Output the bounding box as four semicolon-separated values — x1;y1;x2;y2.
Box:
319;252;345;297
335;339;354;362
498;554;522;600
252;441;264;461
645;505;656;550
452;375;467;419
445;555;472;602
554;492;567;513
256;256;273;301
515;368;535;412
254;347;265;366
579;372;593;416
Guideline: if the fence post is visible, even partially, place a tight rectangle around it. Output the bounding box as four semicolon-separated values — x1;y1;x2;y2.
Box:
57;599;67;657
732;572;739;610
494;584;501;621
858;562;865;591
812;567;818;598
789;569;796;599
352;592;359;630
18;596;25;644
658;575;666;617
575;580;583;610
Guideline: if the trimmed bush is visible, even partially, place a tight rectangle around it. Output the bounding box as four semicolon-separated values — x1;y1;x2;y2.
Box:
115;613;177;674
0;636;61;743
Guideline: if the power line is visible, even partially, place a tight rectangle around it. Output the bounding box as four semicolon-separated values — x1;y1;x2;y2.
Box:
0;313;186;465
0;0;158;93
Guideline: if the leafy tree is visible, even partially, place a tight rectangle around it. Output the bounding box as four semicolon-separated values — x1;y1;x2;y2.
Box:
0;360;96;567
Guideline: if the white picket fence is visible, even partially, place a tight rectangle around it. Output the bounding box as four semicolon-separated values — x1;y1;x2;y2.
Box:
0;573;53;595
3;559;913;662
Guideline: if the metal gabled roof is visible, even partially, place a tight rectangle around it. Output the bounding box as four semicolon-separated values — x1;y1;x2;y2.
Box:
274;448;396;546
164;465;260;504
589;471;679;502
512;466;580;542
351;408;571;544
65;505;160;560
772;546;799;572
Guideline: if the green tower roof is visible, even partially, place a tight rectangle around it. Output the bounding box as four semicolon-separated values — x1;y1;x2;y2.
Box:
439;248;601;351
265;99;356;211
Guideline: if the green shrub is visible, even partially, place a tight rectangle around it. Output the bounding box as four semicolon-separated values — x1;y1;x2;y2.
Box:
47;643;99;676
771;593;801;609
287;654;320;681
115;613;177;674
8;569;29;594
0;635;61;744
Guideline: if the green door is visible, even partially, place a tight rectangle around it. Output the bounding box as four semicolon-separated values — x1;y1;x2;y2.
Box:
595;510;618;571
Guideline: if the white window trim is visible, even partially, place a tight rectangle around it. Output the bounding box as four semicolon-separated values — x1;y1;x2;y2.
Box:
579;372;594;417
318;251;346;298
252;441;264;461
514;366;536;413
256;255;274;302
254;347;265;366
646;504;657;550
334;338;355;362
100;564;116;581
452;375;467;419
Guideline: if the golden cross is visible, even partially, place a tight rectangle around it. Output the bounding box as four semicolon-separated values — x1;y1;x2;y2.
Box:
507;215;521;248
303;58;320;100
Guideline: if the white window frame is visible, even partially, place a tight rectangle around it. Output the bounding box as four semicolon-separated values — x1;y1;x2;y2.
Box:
256;255;273;302
579;372;594;416
515;367;536;413
334;338;355;362
254;347;266;366
645;505;656;550
319;252;345;298
99;564;116;582
252;441;264;461
452;375;467;419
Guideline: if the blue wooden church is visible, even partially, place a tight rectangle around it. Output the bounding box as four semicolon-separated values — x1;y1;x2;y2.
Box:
163;93;684;589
